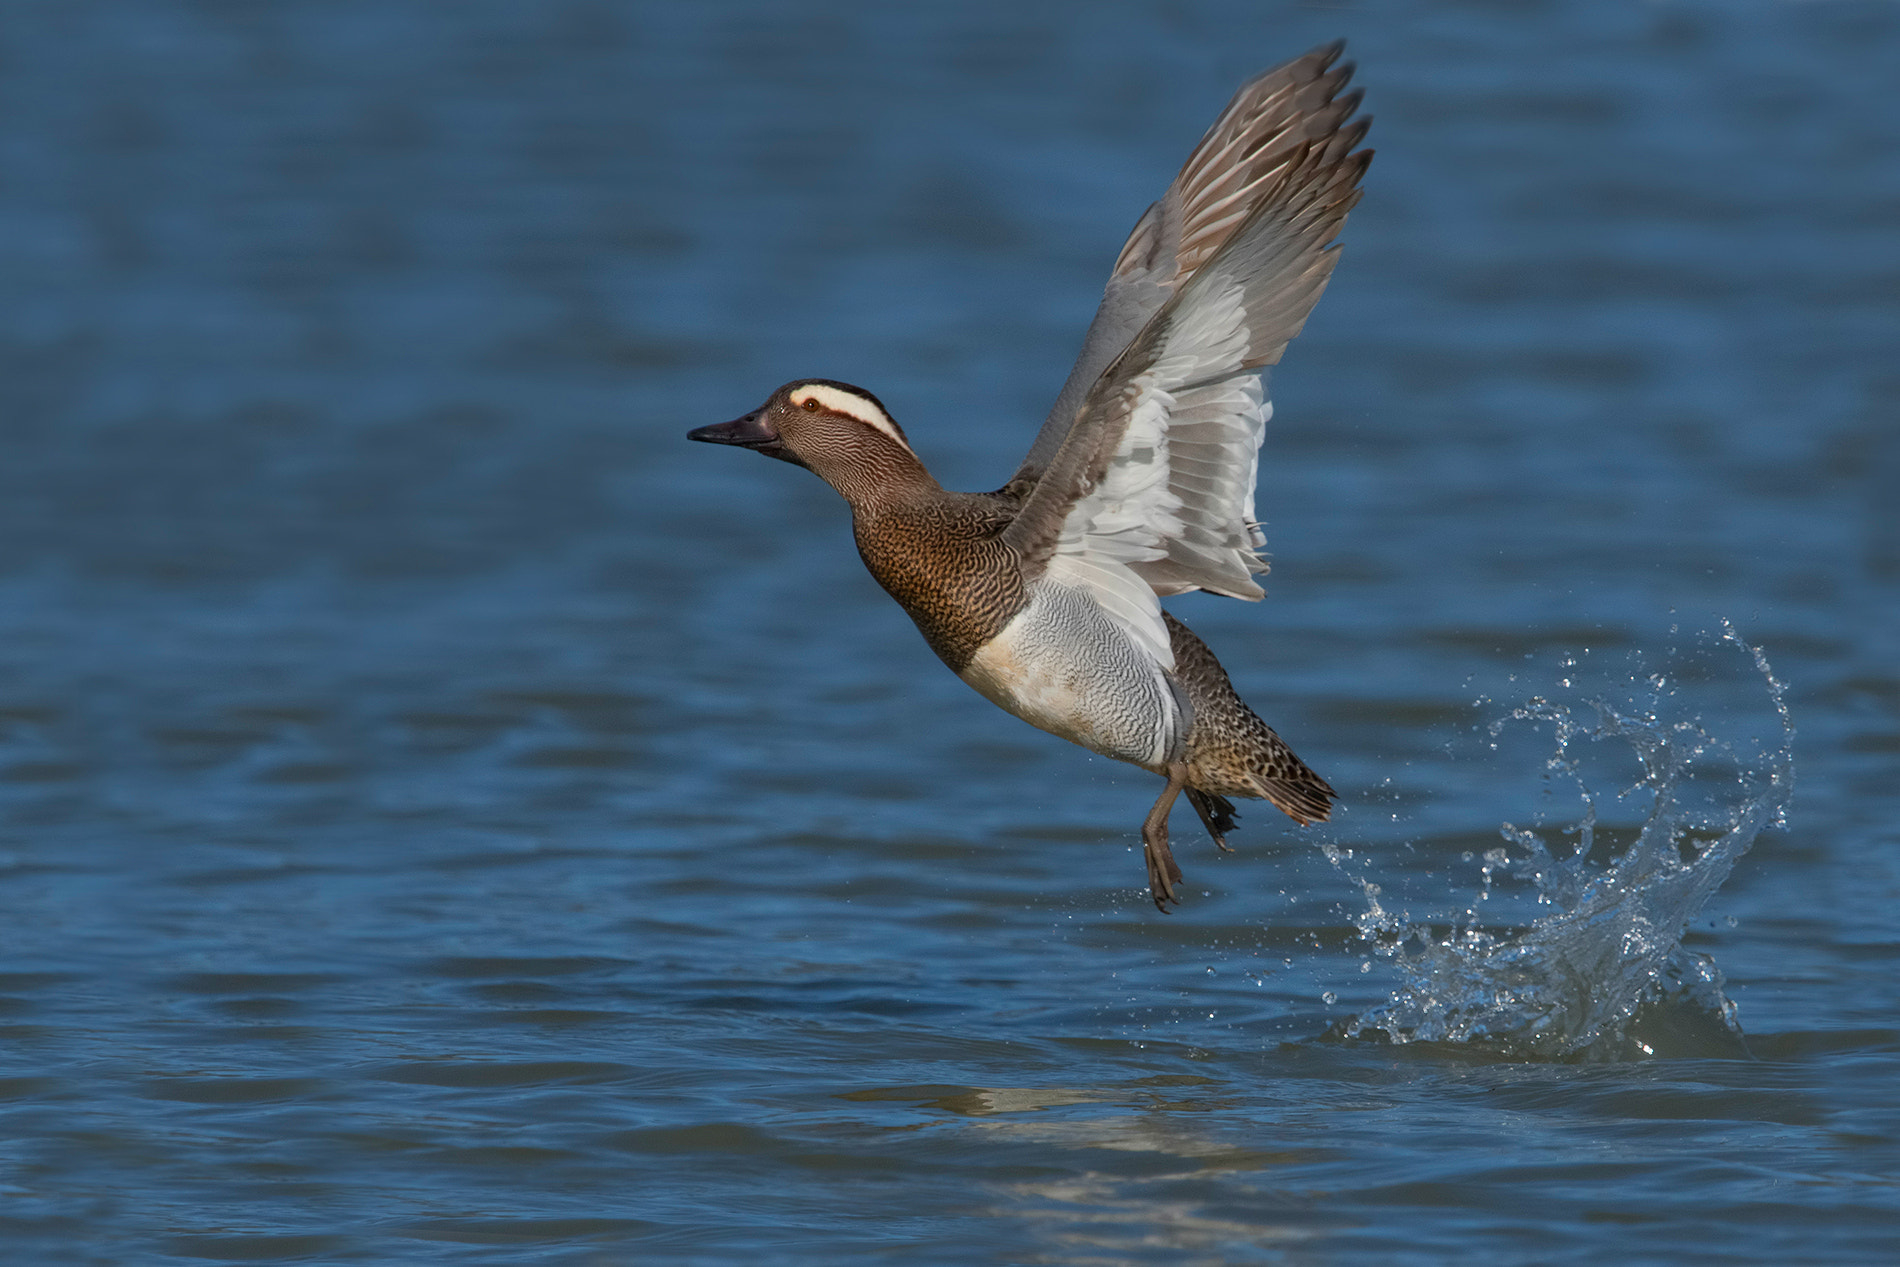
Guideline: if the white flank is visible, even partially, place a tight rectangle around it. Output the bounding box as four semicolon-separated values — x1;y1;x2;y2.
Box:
958;583;1180;772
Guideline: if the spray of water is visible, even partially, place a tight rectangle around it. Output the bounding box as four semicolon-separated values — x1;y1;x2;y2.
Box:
1337;624;1793;1060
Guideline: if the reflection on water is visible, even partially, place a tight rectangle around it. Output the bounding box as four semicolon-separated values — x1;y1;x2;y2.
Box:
999;1171;1316;1266
1341;625;1793;1060
852;1080;1320;1262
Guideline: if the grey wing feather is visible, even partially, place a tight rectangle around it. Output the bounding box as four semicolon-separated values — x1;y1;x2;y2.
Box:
1003;108;1371;608
1013;41;1366;484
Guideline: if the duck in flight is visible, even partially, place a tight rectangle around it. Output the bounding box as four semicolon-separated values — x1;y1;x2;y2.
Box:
690;42;1370;910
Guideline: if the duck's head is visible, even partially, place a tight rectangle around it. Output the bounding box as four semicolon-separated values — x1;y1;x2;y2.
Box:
689;380;927;501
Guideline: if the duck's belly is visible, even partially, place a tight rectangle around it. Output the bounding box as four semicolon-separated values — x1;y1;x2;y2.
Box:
957;582;1182;772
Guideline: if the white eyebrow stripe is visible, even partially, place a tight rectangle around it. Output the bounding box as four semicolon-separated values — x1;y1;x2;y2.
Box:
791;384;912;451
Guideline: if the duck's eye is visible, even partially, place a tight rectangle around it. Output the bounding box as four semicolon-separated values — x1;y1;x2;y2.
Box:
800;397;820;412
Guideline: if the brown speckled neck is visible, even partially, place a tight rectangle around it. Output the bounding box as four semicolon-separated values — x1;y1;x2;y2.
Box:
768;385;1032;672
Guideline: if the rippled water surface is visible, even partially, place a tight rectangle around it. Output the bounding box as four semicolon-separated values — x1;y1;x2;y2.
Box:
3;2;1898;1262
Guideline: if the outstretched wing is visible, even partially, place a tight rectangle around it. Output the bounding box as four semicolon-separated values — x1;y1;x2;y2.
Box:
1002;113;1370;667
1013;42;1367;485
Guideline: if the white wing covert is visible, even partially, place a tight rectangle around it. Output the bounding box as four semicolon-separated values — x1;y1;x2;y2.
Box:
1004;129;1370;671
1015;42;1366;484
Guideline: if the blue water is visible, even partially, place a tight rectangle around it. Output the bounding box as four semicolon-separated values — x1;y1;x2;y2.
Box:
2;1;1897;1262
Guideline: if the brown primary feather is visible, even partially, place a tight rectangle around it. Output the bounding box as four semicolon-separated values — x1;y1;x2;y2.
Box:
1108;42;1360;291
1160;49;1364;280
1017;42;1369;488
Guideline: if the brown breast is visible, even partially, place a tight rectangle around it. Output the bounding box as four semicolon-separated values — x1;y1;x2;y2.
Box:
851;493;1028;674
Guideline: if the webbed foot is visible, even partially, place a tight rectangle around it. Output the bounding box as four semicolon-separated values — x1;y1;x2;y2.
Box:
1186;788;1240;853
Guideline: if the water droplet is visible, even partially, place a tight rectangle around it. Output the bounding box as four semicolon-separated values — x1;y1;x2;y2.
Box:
1321;991;1337;1005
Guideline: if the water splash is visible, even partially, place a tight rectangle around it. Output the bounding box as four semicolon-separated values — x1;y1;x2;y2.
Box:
1338;624;1793;1060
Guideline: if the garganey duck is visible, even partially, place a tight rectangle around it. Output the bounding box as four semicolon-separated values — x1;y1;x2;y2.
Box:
691;42;1369;910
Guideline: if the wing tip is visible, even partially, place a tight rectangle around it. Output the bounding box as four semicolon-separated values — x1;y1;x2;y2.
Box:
1308;38;1348;70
